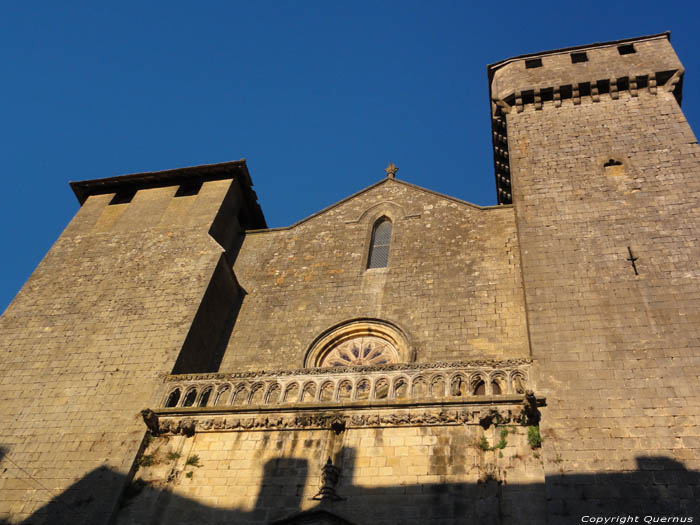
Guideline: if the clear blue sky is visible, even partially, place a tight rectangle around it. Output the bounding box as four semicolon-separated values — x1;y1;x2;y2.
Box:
1;1;699;313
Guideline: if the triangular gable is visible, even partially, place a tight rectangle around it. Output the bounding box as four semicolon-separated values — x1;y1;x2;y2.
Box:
246;178;507;233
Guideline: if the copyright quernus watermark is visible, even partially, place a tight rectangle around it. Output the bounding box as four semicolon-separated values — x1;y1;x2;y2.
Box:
581;517;694;524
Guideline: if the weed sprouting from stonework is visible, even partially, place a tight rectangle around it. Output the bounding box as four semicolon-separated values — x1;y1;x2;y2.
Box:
166;451;181;461
186;454;201;467
528;426;542;449
185;471;194;478
479;436;490;451
137;455;155;468
495;428;508;450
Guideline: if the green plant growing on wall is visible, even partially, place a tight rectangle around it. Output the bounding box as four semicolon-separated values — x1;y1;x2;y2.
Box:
494;428;508;450
479;428;509;452
137;455;155;468
166;451;181;461
185;471;193;479
186;454;201;467
527;426;542;449
479;436;490;451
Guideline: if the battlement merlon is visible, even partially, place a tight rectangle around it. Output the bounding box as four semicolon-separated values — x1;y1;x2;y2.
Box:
486;32;685;206
69;158;267;229
487;32;683;104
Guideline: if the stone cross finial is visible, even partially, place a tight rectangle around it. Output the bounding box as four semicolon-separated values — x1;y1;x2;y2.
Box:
385;163;398;179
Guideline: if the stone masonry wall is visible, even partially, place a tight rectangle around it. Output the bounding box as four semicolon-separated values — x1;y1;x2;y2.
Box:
0;180;243;523
220;180;529;372
116;424;545;524
508;88;700;519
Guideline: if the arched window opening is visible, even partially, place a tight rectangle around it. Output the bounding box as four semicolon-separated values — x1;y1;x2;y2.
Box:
374;378;389;399
356;379;371;401
214;386;230;406
267;384;281;404
183;389;197;407
165;389;181;408
302;382;317;402
367;218;392;269
284;383;300;402
198;388;212;407
491;381;502;395
473;380;486;396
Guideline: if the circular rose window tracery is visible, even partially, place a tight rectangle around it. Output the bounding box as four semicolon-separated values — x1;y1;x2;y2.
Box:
304;319;411;369
320;336;398;367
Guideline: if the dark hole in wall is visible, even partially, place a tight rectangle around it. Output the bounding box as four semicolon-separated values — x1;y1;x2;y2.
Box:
198;389;211;407
165;389;180;407
618;44;636;55
491;382;502;395
525;58;543;69
174;181;203;197
571;52;588;63
109;189;136;205
604;159;623;167
473;381;486;396
182;389;197;407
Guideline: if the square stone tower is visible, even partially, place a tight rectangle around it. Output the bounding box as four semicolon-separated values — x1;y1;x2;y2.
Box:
489;32;700;518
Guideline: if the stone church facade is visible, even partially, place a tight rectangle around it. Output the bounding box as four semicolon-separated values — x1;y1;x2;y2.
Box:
1;32;698;524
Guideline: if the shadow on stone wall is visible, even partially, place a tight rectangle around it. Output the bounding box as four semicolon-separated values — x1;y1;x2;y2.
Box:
18;454;700;524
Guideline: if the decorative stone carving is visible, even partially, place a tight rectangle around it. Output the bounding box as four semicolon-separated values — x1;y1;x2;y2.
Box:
312;457;343;501
519;390;541;425
303;319;411;368
160;360;533;410
141;409;159;434
152;399;546;435
320;336;397;367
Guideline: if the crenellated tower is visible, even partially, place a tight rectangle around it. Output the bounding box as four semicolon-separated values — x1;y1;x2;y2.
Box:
489;32;700;517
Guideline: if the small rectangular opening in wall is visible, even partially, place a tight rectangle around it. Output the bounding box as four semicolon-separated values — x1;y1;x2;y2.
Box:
618;44;636;55
540;87;554;102
109;189;136;205
571;52;588;63
598;79;611;95
617;77;629;91
636;75;649;89
560;84;573;100
175;181;203;197
579;82;591;97
521;90;535;104
525;58;543;69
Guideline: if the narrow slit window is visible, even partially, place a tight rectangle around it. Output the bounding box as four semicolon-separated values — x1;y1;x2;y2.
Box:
367;218;392;269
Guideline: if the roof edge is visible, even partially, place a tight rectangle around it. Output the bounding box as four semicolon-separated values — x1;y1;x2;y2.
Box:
69;159;252;205
245;178;509;234
487;31;671;76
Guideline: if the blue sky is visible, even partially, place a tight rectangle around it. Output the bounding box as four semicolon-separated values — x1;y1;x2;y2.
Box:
1;1;699;312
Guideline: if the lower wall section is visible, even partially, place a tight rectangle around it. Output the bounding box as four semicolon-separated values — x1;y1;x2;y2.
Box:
115;425;546;524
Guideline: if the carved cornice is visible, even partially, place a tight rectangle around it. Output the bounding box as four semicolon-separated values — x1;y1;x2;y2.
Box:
166;359;532;382
148;395;546;435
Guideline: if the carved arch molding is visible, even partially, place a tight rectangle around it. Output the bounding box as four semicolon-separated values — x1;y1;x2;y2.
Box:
304;319;412;368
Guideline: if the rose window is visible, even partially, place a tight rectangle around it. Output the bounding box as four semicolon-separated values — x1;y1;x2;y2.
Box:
318;336;398;367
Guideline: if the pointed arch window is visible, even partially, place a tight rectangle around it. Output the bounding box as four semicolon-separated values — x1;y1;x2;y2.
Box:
367;218;392;269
